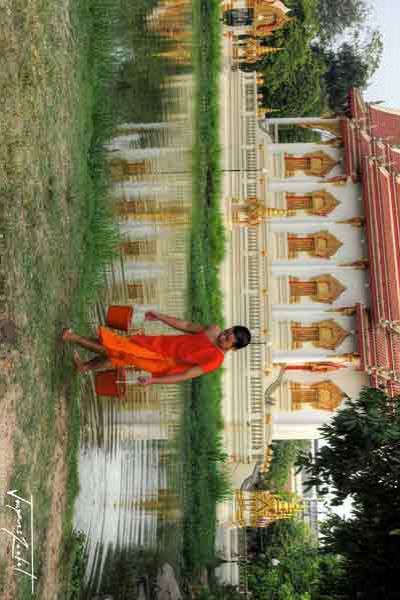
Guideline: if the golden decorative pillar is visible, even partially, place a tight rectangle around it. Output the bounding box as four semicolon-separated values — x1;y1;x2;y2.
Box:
251;1;293;37
290;380;346;411
234;490;301;528
256;73;265;86
234;39;282;64
288;231;343;259
289;274;345;304
285;151;339;177
291;319;349;350
232;197;291;225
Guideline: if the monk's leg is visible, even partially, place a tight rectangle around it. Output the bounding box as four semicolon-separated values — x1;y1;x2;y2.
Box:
63;330;106;355
73;352;113;373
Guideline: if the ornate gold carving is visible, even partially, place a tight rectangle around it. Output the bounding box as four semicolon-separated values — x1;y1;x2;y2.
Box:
285;151;339;177
232;197;292;226
288;231;343;259
234;39;282;64
291;319;349;350
251;5;293;38
234;490;301;528
290;380;346;412
289;274;345;304
286;191;339;216
310;191;339;216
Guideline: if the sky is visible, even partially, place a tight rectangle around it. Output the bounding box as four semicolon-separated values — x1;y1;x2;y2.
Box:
364;0;400;107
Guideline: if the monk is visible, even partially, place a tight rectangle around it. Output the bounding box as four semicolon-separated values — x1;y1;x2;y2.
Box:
62;310;251;386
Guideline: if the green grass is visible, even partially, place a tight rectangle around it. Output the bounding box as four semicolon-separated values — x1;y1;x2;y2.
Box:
180;0;228;576
0;0;132;596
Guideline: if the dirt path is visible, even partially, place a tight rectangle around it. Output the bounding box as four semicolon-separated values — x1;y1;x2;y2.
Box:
38;395;69;599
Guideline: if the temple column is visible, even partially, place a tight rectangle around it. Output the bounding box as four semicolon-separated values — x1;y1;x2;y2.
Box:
262;117;340;127
267;143;334;154
273;352;342;364
267;180;327;192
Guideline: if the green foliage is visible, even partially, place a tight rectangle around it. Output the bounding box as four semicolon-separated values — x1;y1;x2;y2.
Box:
181;0;227;576
197;584;243;600
314;32;383;113
247;520;346;600
63;530;87;600
316;0;371;44
259;440;310;491
252;0;382;124
298;387;400;599
255;0;329;119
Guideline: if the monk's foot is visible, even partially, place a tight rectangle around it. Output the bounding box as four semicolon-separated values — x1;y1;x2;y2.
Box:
72;351;86;373
62;328;73;342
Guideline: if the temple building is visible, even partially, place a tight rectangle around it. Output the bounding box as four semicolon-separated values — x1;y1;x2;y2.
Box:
217;29;400;567
223;0;292;34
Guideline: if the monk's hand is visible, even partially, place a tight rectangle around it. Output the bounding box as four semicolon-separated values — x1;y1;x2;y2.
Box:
144;310;159;321
137;375;153;386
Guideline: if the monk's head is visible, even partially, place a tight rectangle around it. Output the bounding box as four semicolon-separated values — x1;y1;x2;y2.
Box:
217;326;251;351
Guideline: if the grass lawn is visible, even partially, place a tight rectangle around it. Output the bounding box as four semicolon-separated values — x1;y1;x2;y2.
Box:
0;0;119;597
180;0;229;577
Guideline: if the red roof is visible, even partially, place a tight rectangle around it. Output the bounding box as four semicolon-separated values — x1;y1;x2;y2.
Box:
368;106;400;145
388;146;400;173
355;303;400;396
349;90;400;396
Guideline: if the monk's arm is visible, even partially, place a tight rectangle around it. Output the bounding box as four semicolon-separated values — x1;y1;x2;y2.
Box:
141;366;205;385
145;311;204;333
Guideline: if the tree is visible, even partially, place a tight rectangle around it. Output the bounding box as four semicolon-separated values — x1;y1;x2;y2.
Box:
247;519;346;600
255;1;329;126
316;0;371;44
314;30;383;113
298;387;400;599
257;440;310;491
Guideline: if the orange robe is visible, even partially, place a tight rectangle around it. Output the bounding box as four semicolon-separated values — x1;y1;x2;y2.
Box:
98;327;225;376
